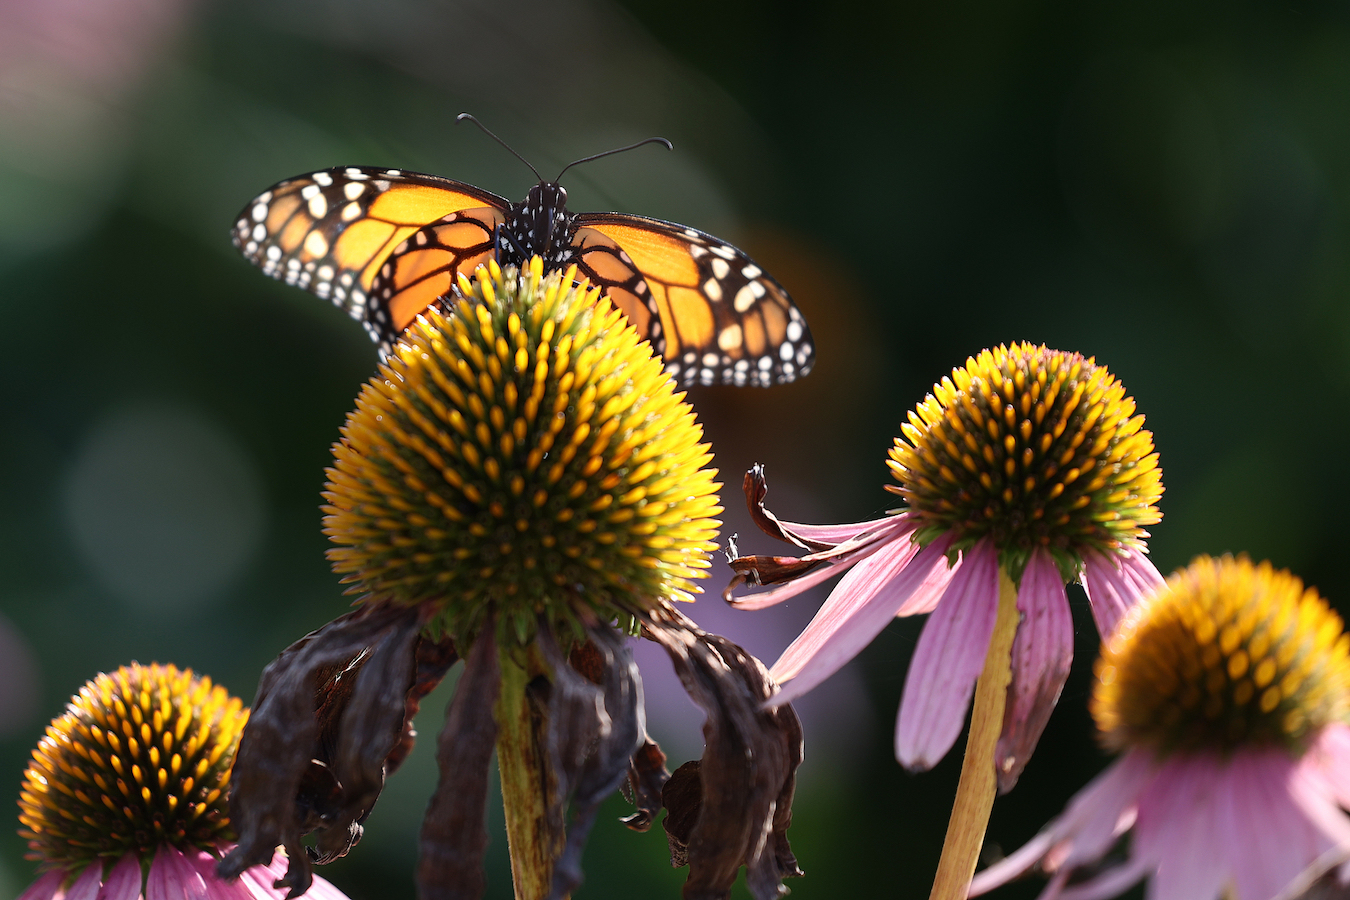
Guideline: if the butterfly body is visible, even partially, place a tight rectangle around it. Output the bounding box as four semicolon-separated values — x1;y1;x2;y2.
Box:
233;165;814;387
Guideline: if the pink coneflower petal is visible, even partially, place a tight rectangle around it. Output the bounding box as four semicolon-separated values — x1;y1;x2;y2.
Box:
1055;856;1153;900
1307;723;1350;809
148;845;209;900
727;531;899;611
1135;756;1229;900
1225;750;1325;900
995;548;1073;792
972;746;1154;897
769;532;956;702
97;853;143;900
183;849;257;900
778;516;901;545
64;864;103;900
17;870;64;900
895;538;999;770
1081;548;1164;636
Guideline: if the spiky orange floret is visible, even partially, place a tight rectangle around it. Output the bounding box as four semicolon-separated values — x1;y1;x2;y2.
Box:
1093;555;1350;755
888;343;1162;579
323;258;722;643
17;663;246;870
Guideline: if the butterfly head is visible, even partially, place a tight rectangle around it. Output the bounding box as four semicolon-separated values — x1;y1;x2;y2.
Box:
500;181;576;269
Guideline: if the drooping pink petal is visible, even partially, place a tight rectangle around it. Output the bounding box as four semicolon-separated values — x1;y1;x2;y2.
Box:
895;538;999;770
768;532;955;703
96;853;142;900
1053;750;1153;869
1307;724;1350;810
779;515;907;546
968;831;1059;896
148;845;209;900
1224;749;1324;900
1054;856;1153;900
995;548;1073;793
64;864;103;900
893;539;961;618
182;849;251;900
1136;755;1227;900
971;750;1153;897
1081;548;1164;637
17;870;65;900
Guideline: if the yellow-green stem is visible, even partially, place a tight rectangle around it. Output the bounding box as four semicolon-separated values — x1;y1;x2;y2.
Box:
495;650;563;900
927;567;1020;900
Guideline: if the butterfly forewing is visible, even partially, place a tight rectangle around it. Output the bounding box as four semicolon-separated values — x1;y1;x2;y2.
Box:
232;166;506;343
576;214;814;387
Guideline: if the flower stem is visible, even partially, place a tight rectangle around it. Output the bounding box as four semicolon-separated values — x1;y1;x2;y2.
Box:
927;566;1019;900
495;649;563;900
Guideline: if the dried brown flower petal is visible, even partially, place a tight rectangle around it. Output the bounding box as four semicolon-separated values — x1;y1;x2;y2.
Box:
637;606;804;900
418;630;501;900
219;603;435;896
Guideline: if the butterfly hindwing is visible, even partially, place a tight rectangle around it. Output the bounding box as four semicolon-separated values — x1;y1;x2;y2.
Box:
232;166;507;343
367;206;505;348
575;213;814;387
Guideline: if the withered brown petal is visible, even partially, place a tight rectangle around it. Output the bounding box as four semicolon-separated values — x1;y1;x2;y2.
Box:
386;634;459;776
541;623;645;900
724;554;829;600
418;629;501;900
310;609;425;863
659;761;701;868
621;738;670;833
741;464;831;552
637;607;804;900
219;603;413;897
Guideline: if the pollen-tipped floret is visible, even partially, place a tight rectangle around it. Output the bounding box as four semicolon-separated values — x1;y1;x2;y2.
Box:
1093;555;1350;754
322;258;723;644
888;342;1162;580
17;663;246;871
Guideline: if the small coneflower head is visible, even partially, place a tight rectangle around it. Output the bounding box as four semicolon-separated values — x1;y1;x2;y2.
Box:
323;257;722;646
1094;554;1350;756
890;342;1162;582
972;556;1350;900
18;662;244;873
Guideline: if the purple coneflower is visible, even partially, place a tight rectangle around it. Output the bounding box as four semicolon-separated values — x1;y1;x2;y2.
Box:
971;554;1350;900
219;259;803;900
727;343;1165;787
16;662;352;900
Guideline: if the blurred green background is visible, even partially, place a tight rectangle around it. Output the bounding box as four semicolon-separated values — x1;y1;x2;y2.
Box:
2;0;1349;897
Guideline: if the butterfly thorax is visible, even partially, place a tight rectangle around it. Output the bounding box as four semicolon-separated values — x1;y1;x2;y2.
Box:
497;182;579;271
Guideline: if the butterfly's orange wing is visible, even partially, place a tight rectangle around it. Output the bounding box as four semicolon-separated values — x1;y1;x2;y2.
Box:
367;207;504;341
232;166;508;345
573;214;814;387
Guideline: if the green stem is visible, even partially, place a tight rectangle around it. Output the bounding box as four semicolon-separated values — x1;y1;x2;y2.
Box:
495;650;563;900
927;566;1020;900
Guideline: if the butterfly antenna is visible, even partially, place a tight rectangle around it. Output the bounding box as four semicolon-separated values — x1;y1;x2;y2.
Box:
456;113;544;183
555;136;673;181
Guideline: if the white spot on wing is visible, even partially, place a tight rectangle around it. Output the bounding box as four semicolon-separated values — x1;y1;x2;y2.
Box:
312;171;334;186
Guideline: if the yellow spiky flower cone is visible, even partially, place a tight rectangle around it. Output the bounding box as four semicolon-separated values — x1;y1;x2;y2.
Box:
322;258;723;645
17;663;246;873
889;342;1163;581
1094;554;1350;755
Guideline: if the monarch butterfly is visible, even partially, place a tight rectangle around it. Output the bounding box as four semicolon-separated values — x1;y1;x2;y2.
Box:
231;133;814;388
